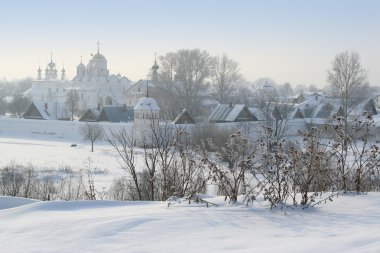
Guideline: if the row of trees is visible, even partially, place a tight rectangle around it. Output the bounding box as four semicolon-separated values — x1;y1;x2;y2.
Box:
0;163;99;201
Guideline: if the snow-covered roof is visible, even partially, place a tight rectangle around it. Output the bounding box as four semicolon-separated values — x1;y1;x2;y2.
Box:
311;101;342;119
23;101;52;120
209;104;257;123
134;97;160;111
124;79;155;95
248;107;265;121
98;107;133;122
349;98;377;117
172;109;195;124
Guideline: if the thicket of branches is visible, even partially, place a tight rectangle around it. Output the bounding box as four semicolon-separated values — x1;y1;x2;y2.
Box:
0;162;102;201
2;114;380;209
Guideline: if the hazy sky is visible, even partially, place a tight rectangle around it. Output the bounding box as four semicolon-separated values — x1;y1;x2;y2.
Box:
0;0;379;87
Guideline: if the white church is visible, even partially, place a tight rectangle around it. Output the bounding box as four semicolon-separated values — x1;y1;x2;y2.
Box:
24;43;132;120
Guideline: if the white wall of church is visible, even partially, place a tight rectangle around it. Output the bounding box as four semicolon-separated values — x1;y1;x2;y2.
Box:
25;48;132;118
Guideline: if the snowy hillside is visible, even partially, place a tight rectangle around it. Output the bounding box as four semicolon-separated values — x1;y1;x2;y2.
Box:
1;194;380;253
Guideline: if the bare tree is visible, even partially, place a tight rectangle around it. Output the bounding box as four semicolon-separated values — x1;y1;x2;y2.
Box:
158;49;213;116
277;82;294;97
80;123;103;152
65;89;79;121
141;117;178;200
256;92;294;140
211;54;242;104
104;128;142;200
327;50;369;139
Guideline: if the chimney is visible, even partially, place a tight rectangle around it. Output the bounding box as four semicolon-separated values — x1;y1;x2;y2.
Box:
229;102;232;108
44;103;48;110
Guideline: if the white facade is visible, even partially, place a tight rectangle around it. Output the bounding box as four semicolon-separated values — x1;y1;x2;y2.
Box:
133;96;160;147
124;59;159;108
24;56;71;119
124;80;155;108
72;49;131;112
24;47;132;119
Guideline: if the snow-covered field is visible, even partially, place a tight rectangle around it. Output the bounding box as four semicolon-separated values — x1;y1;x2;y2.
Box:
0;117;141;189
1;193;380;253
1;117;380;252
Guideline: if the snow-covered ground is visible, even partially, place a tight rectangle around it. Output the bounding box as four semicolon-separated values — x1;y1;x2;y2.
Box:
1;193;380;253
0;117;142;189
1;117;380;252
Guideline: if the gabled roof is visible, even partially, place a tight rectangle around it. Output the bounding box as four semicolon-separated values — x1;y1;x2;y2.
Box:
23;101;58;120
23;102;48;120
172;109;195;124
79;108;101;122
289;107;304;119
209;104;257;123
248;107;265;121
311;102;342;119
350;98;377;116
124;79;155;95
23;101;69;120
98;106;133;122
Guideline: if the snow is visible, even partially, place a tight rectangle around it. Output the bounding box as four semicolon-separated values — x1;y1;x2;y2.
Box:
134;97;160;110
1;117;380;252
1;194;380;252
0;196;38;210
0;117;140;190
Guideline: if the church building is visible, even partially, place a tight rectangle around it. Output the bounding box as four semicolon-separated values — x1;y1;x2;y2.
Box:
24;43;132;120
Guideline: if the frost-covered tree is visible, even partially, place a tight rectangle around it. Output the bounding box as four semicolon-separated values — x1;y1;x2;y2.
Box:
211;54;242;104
327;50;369;138
158;49;213;117
65;89;79;121
79;123;103;152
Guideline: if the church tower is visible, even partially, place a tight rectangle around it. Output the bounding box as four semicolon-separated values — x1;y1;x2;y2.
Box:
151;53;159;83
76;56;86;79
61;64;66;81
45;53;58;80
37;65;42;80
86;41;109;78
133;81;160;147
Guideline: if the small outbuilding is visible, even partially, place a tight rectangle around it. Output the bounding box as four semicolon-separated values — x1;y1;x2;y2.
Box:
172;109;195;124
79;108;101;122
